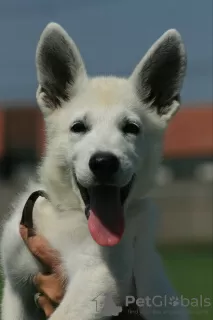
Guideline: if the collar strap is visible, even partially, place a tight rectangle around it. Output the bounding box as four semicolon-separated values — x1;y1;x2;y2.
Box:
20;190;48;230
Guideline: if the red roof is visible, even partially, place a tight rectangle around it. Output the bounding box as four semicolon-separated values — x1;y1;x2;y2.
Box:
0;103;213;160
164;105;213;157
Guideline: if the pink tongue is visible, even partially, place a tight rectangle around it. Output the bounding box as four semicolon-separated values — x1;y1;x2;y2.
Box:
88;186;124;246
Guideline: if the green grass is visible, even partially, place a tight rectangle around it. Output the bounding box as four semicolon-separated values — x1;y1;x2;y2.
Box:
0;247;212;319
161;247;213;319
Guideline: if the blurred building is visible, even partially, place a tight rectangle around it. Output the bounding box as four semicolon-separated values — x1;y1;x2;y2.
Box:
1;103;213;179
0;1;212;245
0;103;212;244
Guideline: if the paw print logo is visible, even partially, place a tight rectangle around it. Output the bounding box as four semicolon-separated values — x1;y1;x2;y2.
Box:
168;296;180;307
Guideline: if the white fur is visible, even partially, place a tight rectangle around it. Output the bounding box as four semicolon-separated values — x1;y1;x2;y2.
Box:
1;23;188;319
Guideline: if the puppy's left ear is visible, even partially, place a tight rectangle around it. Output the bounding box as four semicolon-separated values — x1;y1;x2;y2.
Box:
130;29;187;122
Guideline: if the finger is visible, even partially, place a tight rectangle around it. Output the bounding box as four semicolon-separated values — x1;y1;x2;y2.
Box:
37;295;55;318
20;225;60;271
19;224;29;242
28;236;61;270
33;273;64;304
19;191;60;270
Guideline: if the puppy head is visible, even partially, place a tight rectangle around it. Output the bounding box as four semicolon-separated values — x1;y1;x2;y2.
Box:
36;23;187;246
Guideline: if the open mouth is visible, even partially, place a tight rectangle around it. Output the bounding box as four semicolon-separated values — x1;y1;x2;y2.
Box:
76;177;134;247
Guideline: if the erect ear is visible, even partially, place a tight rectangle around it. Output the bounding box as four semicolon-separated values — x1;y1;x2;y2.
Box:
130;29;187;122
36;23;87;114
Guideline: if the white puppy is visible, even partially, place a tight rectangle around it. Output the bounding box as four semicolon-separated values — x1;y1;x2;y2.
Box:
1;23;188;320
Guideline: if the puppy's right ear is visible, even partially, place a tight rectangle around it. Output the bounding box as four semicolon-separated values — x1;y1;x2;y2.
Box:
36;23;87;115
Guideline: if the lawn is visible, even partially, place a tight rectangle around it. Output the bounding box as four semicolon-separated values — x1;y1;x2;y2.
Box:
161;246;213;319
0;246;212;319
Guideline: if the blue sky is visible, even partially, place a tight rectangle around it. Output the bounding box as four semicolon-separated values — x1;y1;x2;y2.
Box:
0;0;212;104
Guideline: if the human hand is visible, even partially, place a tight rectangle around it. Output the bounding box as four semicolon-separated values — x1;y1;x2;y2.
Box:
19;191;66;318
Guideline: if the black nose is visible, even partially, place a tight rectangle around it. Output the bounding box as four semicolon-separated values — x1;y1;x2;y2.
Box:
89;152;119;180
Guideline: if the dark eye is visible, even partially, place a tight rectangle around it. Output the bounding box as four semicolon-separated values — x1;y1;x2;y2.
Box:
122;122;140;135
70;121;88;134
